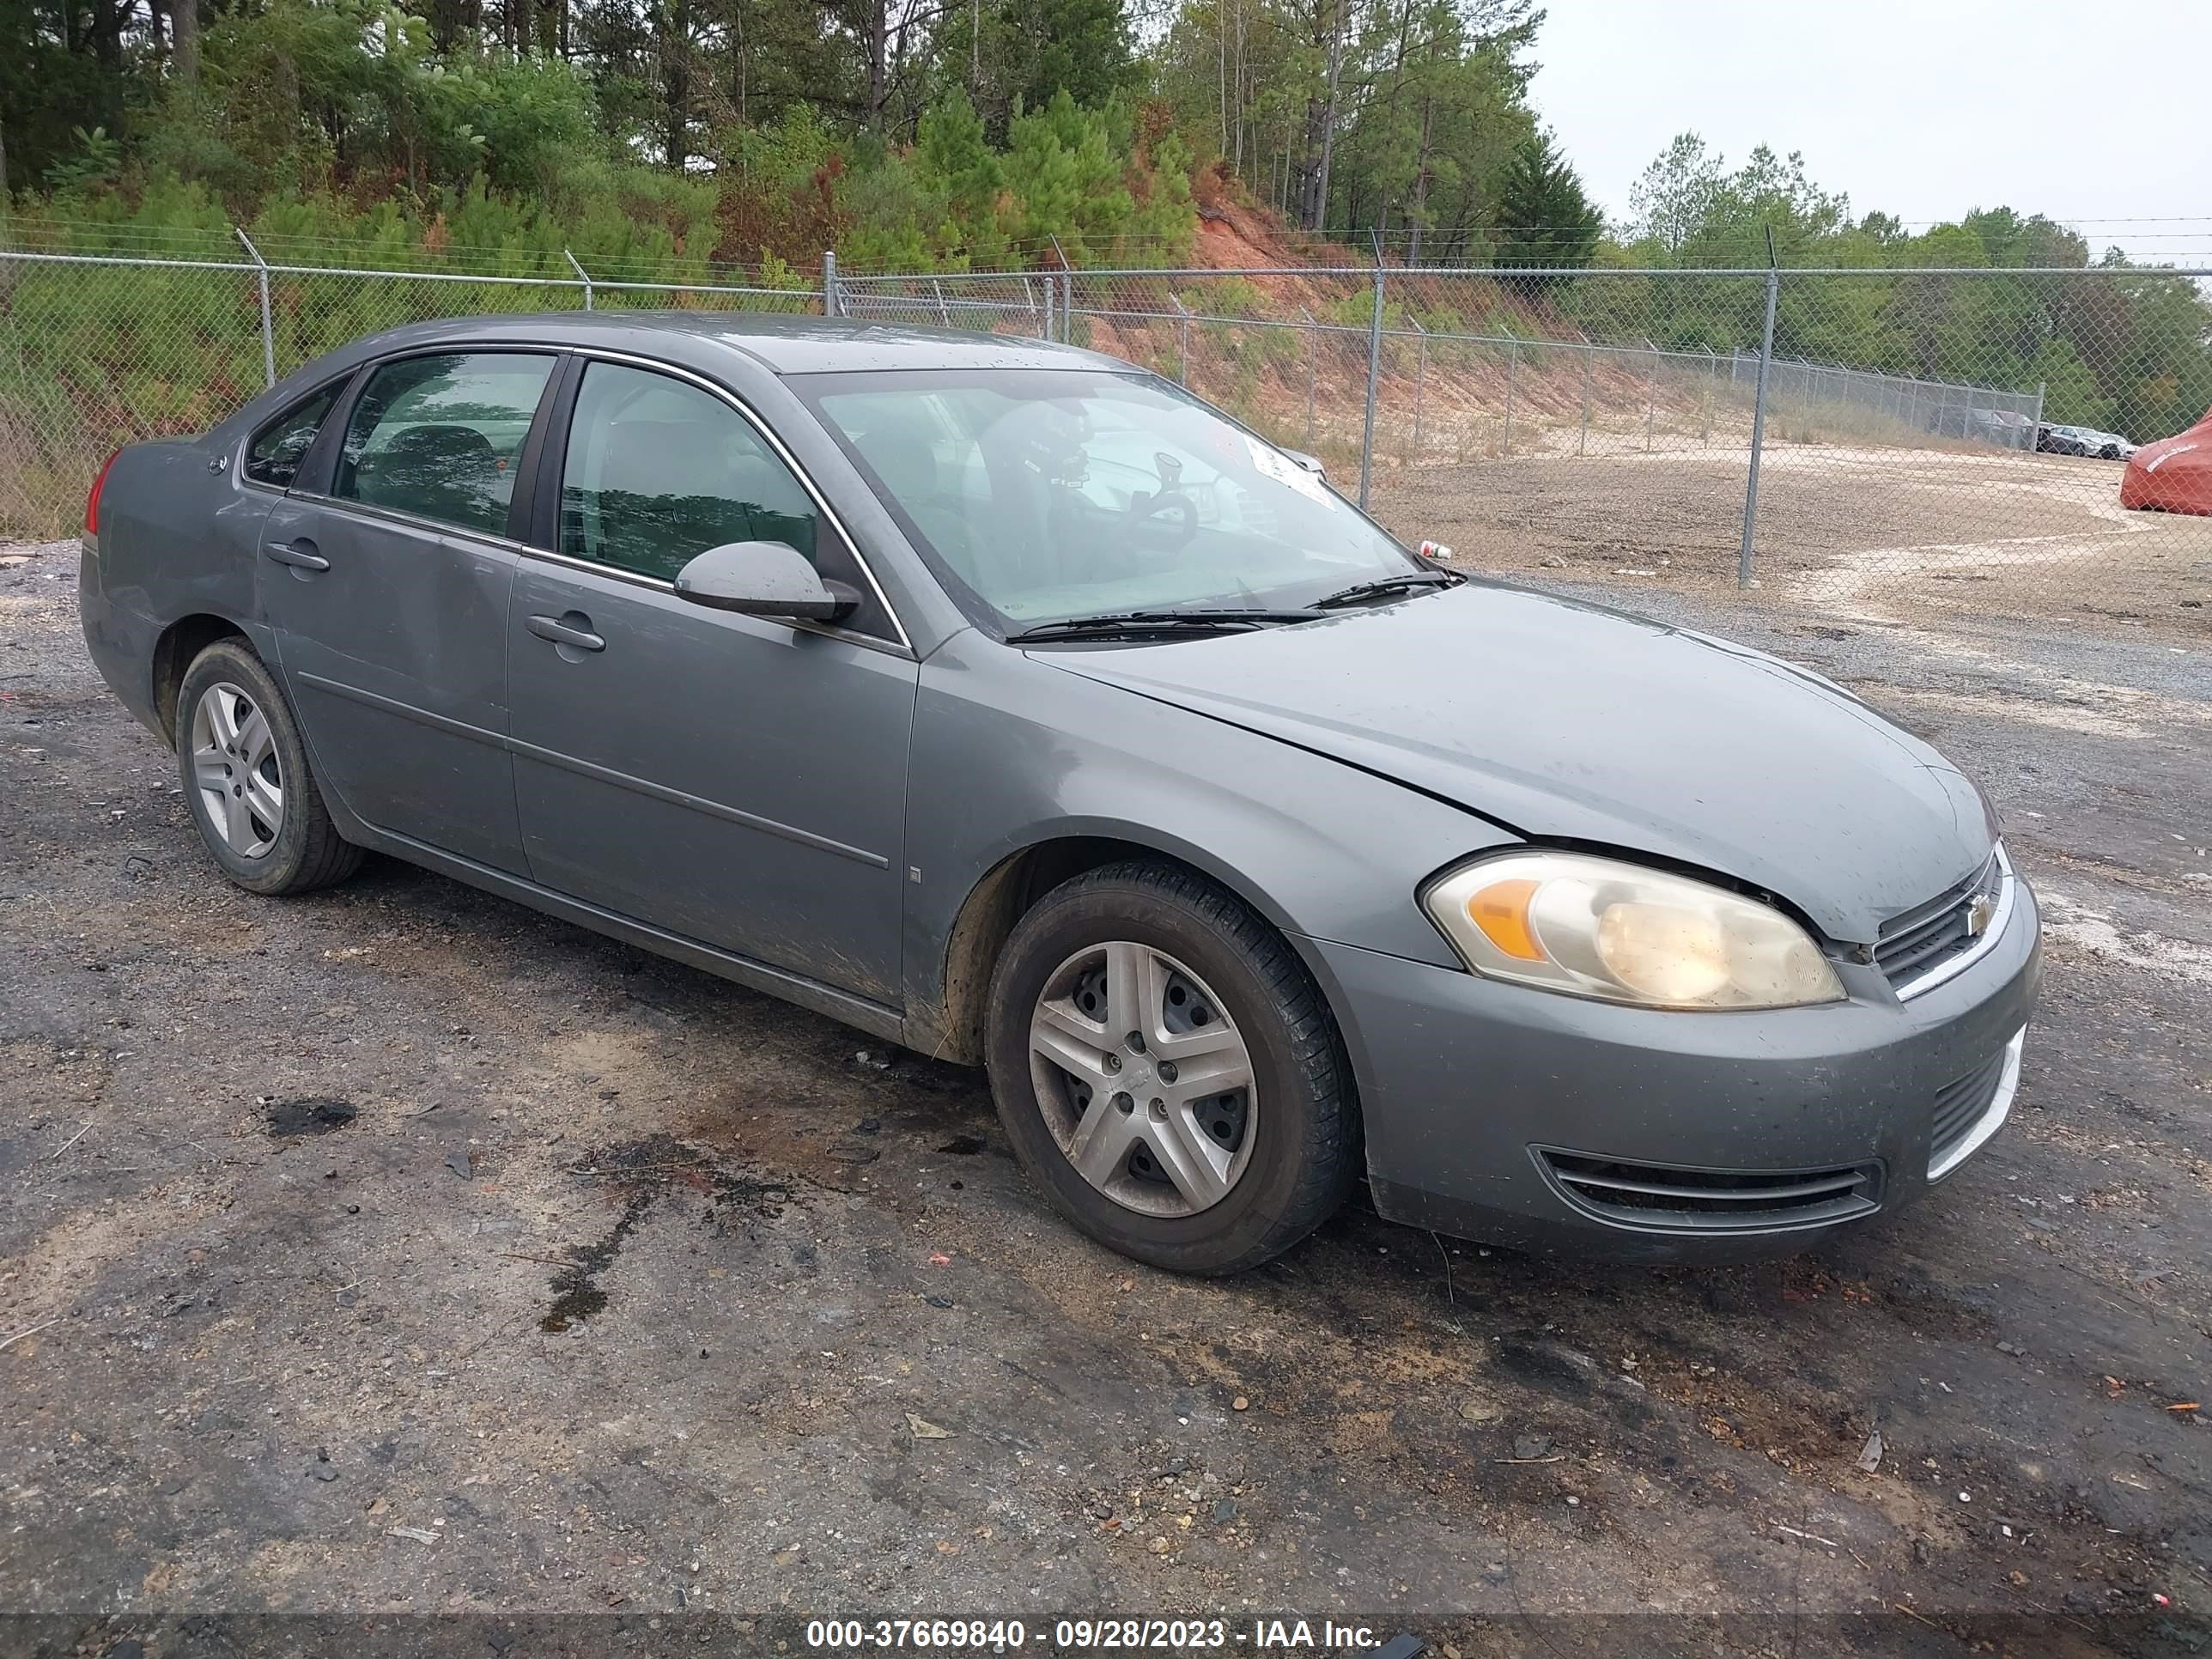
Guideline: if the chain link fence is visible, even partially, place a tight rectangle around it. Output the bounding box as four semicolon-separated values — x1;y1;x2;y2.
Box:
6;244;2209;630
1047;264;2211;629
0;246;822;538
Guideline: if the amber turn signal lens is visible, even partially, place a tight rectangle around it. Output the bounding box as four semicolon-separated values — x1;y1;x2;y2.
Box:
1425;850;1848;1009
1466;878;1545;961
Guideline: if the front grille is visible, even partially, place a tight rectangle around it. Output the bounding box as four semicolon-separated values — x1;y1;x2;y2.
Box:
1875;851;2004;994
1535;1148;1882;1235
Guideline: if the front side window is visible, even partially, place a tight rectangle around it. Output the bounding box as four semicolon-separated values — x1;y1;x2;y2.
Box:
559;362;820;582
335;352;555;537
244;382;343;489
802;368;1419;630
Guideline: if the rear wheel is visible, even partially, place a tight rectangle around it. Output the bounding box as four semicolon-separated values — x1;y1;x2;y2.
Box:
985;860;1357;1274
176;640;362;896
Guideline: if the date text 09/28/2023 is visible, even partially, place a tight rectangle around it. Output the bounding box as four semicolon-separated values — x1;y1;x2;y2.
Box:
802;1617;1392;1650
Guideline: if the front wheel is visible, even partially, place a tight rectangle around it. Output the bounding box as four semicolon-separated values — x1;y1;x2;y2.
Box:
984;861;1358;1274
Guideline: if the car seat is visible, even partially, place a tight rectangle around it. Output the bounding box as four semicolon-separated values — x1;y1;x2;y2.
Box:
352;424;504;534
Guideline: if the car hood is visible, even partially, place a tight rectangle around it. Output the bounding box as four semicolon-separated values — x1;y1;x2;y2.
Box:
1039;583;1993;943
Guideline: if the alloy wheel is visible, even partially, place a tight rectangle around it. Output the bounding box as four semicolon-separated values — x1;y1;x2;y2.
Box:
190;681;284;859
1027;940;1257;1217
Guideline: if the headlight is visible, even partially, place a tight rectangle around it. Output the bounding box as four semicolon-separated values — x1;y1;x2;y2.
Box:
1422;851;1844;1010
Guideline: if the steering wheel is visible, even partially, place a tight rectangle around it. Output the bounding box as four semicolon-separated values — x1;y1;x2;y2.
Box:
1123;489;1199;556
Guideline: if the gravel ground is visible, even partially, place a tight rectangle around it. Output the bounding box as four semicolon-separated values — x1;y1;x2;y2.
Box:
1371;445;2212;635
2;536;2209;1658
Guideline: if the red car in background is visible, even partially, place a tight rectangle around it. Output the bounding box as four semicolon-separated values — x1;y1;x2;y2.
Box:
2121;406;2212;515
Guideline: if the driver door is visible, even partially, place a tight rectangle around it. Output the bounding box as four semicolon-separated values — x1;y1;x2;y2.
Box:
505;357;917;1008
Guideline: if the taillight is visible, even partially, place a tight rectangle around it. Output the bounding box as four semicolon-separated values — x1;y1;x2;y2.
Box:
85;448;122;538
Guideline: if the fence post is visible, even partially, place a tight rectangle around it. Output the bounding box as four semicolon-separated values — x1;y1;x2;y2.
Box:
2030;380;2046;453
234;227;275;390
1577;347;1591;457
1170;295;1190;384
1050;235;1073;344
1737;266;1780;589
564;248;593;311
1301;307;1318;448
1503;331;1518;457
1358;252;1384;510
822;250;840;318
1702;348;1716;446
1409;317;1427;463
1642;338;1658;453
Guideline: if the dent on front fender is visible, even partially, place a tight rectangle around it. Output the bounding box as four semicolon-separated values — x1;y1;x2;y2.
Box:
897;634;1516;1050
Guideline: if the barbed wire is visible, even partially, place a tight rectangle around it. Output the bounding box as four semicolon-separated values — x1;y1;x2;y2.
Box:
15;209;2212;277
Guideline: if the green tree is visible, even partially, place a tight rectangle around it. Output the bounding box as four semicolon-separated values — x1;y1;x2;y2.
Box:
1492;129;1599;268
978;0;1136;135
1628;132;1722;254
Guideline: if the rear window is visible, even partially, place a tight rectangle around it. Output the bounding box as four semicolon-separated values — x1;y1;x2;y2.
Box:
333;352;556;537
244;382;343;489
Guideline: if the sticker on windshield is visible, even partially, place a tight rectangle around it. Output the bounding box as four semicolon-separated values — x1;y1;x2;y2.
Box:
1244;435;1332;504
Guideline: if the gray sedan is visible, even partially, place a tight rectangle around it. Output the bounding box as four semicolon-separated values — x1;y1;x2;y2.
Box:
79;314;2039;1273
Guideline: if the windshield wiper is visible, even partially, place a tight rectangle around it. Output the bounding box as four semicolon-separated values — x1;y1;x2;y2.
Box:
1314;569;1465;610
1006;608;1322;644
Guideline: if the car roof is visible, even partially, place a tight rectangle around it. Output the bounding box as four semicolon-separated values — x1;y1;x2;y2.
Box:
346;310;1131;377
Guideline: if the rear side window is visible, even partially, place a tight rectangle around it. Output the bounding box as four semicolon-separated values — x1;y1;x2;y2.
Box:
558;361;820;581
334;352;555;537
244;383;343;489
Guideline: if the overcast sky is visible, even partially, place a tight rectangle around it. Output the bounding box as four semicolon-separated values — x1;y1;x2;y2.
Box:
1528;0;2212;269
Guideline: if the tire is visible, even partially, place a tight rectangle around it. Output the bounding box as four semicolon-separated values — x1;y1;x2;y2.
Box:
175;639;362;896
984;860;1357;1274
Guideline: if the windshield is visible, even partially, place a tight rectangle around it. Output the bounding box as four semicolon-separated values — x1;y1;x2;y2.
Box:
800;368;1419;630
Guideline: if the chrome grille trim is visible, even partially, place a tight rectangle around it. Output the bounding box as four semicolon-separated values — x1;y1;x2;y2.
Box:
1888;845;2016;1002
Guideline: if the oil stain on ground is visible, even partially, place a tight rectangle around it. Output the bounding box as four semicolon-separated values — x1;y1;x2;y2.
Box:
542;1192;651;1332
544;1133;794;1331
264;1097;356;1137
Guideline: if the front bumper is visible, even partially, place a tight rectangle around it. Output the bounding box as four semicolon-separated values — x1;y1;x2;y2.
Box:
1306;878;2042;1263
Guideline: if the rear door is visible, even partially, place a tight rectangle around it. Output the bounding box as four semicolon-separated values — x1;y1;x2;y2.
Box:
504;356;917;1007
258;349;559;875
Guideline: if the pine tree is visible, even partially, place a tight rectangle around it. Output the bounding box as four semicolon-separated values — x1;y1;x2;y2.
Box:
1495;130;1601;268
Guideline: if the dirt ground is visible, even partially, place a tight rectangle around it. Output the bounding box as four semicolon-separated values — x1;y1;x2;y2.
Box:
3;533;2209;1658
1372;445;2212;637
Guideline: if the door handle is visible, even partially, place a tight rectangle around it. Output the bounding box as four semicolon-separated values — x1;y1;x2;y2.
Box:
264;541;329;572
526;613;605;653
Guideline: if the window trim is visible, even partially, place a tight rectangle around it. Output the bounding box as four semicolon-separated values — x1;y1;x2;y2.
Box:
237;371;359;497
313;344;566;544
527;349;912;657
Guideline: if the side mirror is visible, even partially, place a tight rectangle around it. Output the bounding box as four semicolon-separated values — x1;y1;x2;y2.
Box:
1281;449;1328;481
674;540;861;623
